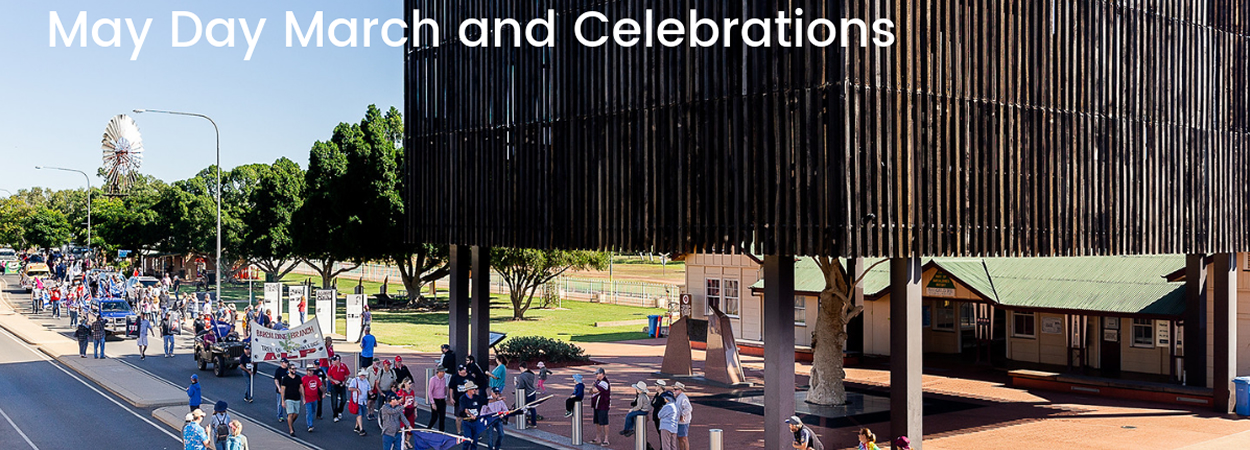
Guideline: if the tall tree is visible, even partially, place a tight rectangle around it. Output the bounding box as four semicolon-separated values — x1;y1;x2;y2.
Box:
0;197;33;248
22;207;71;249
805;257;884;405
242;158;305;281
493;248;610;320
293;124;360;288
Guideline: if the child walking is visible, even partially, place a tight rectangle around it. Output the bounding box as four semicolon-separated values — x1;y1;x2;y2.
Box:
536;362;552;394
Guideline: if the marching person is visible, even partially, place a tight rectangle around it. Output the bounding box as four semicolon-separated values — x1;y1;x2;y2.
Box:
239;346;254;403
327;355;351;422
380;393;413;450
301;364;324;433
455;382;485;450
280;363;304;436
90;313;106;359
136;312;154;360
426;365;449;432
74;318;91;358
479;387;510;450
273;358;290;422
349;369;371;436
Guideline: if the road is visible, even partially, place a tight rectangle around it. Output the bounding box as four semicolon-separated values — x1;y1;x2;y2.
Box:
1;274;554;449
0;309;182;449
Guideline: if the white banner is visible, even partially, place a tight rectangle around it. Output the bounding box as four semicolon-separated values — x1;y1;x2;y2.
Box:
316;289;336;336
263;282;283;321
289;286;306;325
346;294;365;343
250;320;328;362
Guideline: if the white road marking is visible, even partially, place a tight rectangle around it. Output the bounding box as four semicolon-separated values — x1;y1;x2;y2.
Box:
0;277;181;442
0;404;40;450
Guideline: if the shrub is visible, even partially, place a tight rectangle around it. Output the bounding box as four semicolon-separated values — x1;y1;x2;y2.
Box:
496;336;589;365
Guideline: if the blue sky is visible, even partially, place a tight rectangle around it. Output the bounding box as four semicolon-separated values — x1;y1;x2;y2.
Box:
0;0;405;192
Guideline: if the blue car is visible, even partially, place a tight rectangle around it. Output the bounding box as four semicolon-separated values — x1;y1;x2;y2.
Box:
94;297;138;339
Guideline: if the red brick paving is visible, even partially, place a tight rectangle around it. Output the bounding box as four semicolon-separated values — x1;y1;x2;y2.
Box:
374;338;1250;449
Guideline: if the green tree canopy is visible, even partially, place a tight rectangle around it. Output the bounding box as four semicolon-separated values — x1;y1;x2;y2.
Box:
493;248;610;320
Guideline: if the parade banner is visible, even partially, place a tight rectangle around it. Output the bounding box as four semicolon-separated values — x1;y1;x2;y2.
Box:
263;282;283;320
251;319;328;362
315;289;336;335
288;285;306;325
346;293;364;343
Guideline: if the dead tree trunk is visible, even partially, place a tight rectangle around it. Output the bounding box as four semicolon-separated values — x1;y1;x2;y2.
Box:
806;257;882;406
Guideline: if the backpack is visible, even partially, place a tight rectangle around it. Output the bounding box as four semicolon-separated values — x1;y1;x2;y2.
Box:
212;413;231;441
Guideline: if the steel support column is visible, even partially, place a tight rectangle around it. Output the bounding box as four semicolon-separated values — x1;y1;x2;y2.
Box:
762;255;795;450
448;244;471;365
891;256;923;448
471;246;492;366
1184;254;1207;387
1212;253;1237;413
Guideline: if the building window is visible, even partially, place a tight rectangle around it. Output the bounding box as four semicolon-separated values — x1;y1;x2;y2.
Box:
1132;319;1154;348
794;296;807;326
722;279;740;317
934;302;956;331
1013;311;1036;338
705;279;720;315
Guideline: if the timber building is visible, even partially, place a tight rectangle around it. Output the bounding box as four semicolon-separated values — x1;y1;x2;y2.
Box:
403;1;1250;448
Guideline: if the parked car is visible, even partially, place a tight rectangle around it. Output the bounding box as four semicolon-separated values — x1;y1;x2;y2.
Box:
0;248;18;272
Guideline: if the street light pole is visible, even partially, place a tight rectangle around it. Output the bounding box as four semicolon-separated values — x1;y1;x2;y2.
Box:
133;109;221;301
34;166;92;253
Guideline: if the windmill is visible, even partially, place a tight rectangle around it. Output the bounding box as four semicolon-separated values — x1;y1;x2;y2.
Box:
101;114;144;195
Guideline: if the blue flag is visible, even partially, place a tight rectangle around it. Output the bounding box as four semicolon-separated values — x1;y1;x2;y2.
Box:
408;430;464;450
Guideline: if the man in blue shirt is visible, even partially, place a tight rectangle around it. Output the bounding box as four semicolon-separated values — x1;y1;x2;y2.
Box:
359;326;376;370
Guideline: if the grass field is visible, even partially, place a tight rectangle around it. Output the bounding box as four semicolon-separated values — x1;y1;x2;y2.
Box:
192;274;663;353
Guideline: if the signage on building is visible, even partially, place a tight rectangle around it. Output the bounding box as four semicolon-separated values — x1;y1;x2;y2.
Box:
925;271;956;297
1041;317;1063;334
679;294;692;317
1155;320;1170;347
1103;329;1118;342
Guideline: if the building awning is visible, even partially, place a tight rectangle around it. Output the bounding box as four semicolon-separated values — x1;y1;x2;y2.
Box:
752;255;1188;318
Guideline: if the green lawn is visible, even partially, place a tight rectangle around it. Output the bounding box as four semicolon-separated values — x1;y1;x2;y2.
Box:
327;294;660;352
195;273;662;353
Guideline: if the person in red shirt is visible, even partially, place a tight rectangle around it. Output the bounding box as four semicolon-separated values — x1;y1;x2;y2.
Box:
301;365;324;432
396;377;417;426
326;355;351;422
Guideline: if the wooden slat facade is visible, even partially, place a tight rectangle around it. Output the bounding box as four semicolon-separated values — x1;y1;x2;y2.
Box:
404;0;1250;258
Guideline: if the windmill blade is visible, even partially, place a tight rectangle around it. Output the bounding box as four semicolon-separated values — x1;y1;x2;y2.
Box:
100;114;144;193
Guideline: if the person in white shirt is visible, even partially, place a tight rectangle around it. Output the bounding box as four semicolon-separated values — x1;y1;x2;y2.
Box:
347;370;371;436
672;382;693;450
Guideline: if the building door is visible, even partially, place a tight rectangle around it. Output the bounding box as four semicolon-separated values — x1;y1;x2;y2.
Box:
1100;317;1121;376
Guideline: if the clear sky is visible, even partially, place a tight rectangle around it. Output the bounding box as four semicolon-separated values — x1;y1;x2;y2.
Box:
0;0;405;192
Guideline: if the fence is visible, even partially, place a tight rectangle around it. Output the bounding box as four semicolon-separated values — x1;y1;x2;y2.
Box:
289;262;677;309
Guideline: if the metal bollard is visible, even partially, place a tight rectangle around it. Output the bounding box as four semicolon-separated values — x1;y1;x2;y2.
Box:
514;377;527;430
634;414;647;450
571;400;583;445
709;429;724;450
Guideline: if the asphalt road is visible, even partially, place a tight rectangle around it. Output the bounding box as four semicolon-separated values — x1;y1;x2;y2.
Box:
0;316;182;449
1;274;554;450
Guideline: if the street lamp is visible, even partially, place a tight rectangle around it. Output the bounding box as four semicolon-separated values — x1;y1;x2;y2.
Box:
34;166;92;253
0;188;12;196
133;108;222;301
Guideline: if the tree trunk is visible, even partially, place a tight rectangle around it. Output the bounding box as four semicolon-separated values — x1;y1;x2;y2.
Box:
510;289;527;320
807;288;850;405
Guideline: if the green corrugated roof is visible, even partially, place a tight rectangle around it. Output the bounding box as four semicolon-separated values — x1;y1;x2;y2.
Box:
752;255;1188;317
751;257;894;296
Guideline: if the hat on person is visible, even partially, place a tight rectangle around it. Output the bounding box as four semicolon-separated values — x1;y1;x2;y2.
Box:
633;381;648;392
457;364;467;372
594;367;605;375
537;362;546;368
459;381;478;392
784;416;803;425
654;379;668;388
184;413;197;422
660;392;675;401
214;401;228;412
394;356;402;363
672;382;685;390
190;374;198;381
191;408;206;418
358;369;369;377
893;436;912;450
436;365;446;373
331;355;340;361
383;359;392;366
572;374;583;383
491;387;502;394
280;357;289;364
386;393;400;401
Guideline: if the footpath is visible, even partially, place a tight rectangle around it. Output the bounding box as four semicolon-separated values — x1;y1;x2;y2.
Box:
0;277;310;450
